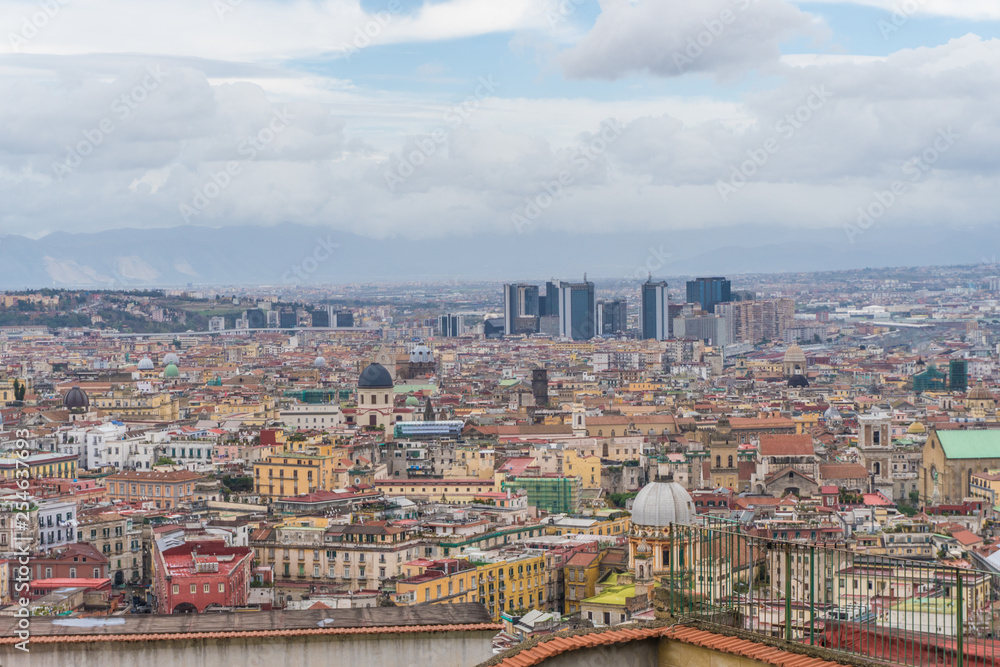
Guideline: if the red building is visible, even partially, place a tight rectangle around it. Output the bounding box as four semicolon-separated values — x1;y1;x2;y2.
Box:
27;543;109;581
153;539;253;613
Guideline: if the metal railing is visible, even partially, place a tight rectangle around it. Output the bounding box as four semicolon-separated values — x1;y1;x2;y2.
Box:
657;519;1000;667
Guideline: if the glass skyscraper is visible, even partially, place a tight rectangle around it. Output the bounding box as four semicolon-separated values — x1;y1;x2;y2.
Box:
558;280;596;340
686;277;731;313
641;279;670;340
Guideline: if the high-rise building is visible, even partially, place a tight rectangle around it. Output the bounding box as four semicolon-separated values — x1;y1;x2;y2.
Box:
641;279;670;340
667;303;683;338
310;308;330;327
686;277;731;314
673;314;730;346
540;280;561;317
597;299;627;335
503;283;540;335
279;310;297;328
438;314;465;337
558;279;596;341
335;311;354;327
715;298;795;345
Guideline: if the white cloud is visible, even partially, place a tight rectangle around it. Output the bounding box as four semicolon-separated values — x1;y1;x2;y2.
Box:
560;0;820;80
796;0;1000;21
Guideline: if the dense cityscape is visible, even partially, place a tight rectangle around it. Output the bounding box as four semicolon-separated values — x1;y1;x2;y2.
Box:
1;265;1000;663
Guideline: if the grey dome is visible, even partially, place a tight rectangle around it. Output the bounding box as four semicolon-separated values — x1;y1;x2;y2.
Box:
64;386;89;409
137;357;154;370
163;352;180;366
410;345;433;364
358;363;393;388
630;481;694;528
313;356;327;368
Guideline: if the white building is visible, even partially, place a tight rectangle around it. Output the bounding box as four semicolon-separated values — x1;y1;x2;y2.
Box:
36;499;77;552
280;403;345;430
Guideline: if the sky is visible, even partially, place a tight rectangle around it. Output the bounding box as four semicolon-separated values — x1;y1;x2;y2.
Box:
2;0;1000;247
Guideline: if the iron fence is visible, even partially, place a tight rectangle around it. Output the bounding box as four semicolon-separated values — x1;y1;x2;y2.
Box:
654;519;1000;667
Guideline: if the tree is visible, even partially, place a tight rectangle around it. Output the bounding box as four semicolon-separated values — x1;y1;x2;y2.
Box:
12;379;25;402
155;456;176;466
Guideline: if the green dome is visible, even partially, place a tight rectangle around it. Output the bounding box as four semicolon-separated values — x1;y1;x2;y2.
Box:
405;396;419;406
163;363;180;378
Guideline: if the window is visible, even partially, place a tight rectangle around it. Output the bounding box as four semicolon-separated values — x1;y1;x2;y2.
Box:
190;584;197;594
70;567;76;578
219;583;225;593
204;583;210;594
94;568;100;577
173;584;179;594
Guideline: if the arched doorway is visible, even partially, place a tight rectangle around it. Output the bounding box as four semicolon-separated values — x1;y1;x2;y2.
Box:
172;602;198;614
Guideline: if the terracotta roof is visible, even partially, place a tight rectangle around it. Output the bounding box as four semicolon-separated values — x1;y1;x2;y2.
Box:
759;434;815;457
490;624;854;667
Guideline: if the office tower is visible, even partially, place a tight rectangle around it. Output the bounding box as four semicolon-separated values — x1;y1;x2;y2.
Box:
245;309;267;329
686;277;732;314
208;316;226;332
540;280;561;317
310;308;330;327
597;299;627;335
558;279;596;341
503;283;540;335
673;313;730;346
279;310;297;328
438;314;464;337
949;359;969;391
641;279;670;340
335;311;354;327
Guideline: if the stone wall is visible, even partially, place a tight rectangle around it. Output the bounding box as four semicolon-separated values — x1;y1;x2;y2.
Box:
10;629;495;667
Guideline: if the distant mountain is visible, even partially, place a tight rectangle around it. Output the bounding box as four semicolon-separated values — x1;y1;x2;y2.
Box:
0;222;994;288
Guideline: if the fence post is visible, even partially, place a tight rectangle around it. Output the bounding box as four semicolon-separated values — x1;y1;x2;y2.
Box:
785;544;793;642
669;529;675;617
809;546;815;645
957;570;964;667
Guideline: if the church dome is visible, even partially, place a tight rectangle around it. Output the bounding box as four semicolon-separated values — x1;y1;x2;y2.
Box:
783;345;806;365
163;352;180;366
630;480;694;528
358;363;393;388
788;374;809;388
907;421;926;435
313;356;327;368
405;396;419;406
137;357;154;371
824;405;841;420
163;363;179;378
410;345;433;364
64;386;89;409
967;380;994;402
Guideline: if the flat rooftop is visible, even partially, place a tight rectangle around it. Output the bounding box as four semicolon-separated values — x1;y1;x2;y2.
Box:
0;603;495;640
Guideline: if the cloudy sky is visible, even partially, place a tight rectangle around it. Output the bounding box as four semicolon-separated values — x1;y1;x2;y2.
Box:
2;0;999;245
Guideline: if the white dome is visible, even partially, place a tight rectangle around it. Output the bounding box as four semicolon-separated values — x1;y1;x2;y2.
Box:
410;345;433;364
824;405;841;420
313;356;327;368
137;357;154;370
163;352;180;366
630;481;694;528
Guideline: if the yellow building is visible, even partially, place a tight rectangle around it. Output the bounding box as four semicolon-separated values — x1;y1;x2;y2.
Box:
468;550;547;621
394;559;480;606
564;550;602;615
545;514;630;538
374;477;502;503
0;453;77;480
253;452;339;500
92;390;180;421
565;450;601;489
